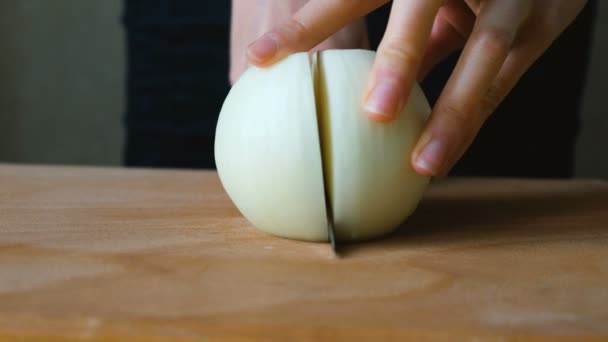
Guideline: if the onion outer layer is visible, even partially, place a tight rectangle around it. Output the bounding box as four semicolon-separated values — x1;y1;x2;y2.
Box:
215;50;430;242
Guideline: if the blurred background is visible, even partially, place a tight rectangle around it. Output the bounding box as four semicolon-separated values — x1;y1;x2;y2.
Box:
0;0;606;178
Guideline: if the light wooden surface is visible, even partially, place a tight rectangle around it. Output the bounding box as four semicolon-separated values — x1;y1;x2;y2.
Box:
0;163;607;341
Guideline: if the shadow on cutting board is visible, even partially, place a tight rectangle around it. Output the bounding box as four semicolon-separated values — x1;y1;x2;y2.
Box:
339;178;608;256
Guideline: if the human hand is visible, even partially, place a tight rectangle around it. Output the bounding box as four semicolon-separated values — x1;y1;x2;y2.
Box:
246;0;588;177
230;0;368;85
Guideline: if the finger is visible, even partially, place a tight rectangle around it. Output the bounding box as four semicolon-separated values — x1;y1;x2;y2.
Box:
412;0;532;176
438;6;583;176
417;0;475;81
247;0;386;66
363;0;443;122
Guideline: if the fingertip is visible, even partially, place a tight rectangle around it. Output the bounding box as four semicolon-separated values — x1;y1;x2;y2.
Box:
412;138;447;177
411;138;435;177
363;79;404;122
246;35;279;65
412;156;438;177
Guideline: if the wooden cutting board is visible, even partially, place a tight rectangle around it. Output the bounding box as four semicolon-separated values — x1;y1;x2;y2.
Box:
0;163;607;341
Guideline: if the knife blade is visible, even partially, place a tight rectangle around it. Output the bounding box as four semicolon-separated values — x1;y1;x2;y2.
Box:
327;209;337;255
313;51;338;256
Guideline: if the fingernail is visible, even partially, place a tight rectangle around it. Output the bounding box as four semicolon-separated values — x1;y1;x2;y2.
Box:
415;139;447;175
364;81;401;119
247;36;278;63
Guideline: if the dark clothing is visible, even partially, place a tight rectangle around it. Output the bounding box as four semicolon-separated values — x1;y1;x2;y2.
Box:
123;1;230;168
123;1;596;177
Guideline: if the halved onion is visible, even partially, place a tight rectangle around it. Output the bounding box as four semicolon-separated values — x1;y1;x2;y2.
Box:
215;50;430;242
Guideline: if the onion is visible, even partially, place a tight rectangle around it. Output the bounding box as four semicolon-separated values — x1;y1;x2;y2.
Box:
215;50;430;242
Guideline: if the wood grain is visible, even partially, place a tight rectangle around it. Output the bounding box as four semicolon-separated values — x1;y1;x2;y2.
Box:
0;163;607;341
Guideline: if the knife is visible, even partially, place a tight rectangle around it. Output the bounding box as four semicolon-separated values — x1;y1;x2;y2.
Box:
314;51;338;256
323;181;337;255
327;210;337;255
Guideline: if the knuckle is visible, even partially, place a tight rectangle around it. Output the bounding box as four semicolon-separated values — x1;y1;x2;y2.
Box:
379;40;421;70
532;17;557;45
441;102;473;127
480;82;507;117
438;102;479;132
476;27;513;62
278;18;313;46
